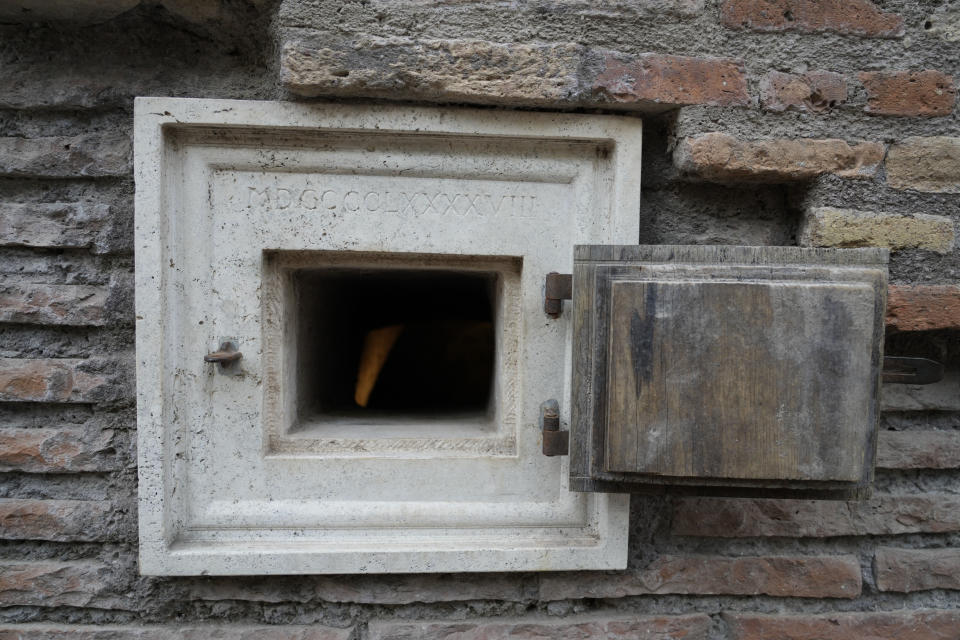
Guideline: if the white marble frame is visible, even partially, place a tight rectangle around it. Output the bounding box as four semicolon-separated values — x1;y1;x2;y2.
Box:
135;98;641;575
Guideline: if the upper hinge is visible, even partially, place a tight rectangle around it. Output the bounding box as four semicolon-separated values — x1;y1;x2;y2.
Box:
544;272;572;318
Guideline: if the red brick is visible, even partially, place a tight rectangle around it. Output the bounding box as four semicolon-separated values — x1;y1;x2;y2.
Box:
539;554;860;599
674;133;884;182
0;284;108;326
672;494;960;537
0;428;121;473
0;499;128;542
721;0;905;38
725;610;960;639
860;70;957;117
0;358;124;403
886;285;960;332
368;614;712;640
0;625;353;640
0;562;131;610
760;71;847;112
878;430;960;469
589;51;749;109
875;547;960;592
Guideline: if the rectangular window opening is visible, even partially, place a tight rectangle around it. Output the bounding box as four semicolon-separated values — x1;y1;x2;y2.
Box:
292;266;500;437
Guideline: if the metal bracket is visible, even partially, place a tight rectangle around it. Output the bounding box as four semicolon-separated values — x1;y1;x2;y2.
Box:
882;356;943;385
205;338;243;375
541;399;569;456
544;272;572;318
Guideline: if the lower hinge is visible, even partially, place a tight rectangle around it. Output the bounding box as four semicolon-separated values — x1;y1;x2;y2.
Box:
882;356;943;385
541;399;569;456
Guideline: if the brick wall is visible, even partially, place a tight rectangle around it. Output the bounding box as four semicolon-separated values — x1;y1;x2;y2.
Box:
1;0;959;638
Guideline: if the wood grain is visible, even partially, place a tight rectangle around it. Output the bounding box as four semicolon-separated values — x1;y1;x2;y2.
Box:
570;245;888;495
605;280;875;481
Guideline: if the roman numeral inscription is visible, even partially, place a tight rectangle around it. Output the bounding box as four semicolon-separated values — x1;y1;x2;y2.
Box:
247;186;542;219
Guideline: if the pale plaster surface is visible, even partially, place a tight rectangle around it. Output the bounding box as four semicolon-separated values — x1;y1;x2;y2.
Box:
134;98;641;575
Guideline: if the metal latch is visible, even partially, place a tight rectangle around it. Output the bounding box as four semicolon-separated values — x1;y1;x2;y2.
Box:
544;272;572;318
541;399;569;456
205;338;243;375
882;356;943;385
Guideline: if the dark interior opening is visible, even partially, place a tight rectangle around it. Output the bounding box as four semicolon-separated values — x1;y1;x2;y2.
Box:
295;267;497;424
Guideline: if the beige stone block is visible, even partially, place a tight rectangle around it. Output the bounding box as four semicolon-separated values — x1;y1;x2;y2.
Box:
887;136;960;193
282;37;583;105
800;207;955;253
674;133;884;182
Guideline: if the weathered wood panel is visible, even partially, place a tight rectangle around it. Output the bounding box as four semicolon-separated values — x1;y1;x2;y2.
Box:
605;280;875;481
570;245;888;496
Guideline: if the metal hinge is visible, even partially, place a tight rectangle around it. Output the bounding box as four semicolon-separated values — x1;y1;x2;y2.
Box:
544;272;572;318
545;270;943;386
539;364;939;459
881;356;943;385
541;399;569;456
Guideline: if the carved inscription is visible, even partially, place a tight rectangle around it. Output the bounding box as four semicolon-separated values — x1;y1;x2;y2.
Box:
247;185;541;218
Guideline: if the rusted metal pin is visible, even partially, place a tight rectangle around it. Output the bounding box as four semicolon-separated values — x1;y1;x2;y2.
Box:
544;272;573;318
541;399;569;456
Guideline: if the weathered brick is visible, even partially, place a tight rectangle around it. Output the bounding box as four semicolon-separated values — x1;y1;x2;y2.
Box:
925;9;960;43
725;610;960;640
539;554;860;600
886;136;960;193
0;499;128;542
875;547;960;592
0;1;138;24
373;0;706;18
0;428;121;473
2;67;146;111
0;202;112;252
0;284;108;326
799;207;955;253
587;51;749;109
887;285;960;332
189;573;528;604
0;562;131;610
674;133;884;182
673;494;960;537
570;0;706;16
0;134;130;178
860;71;957;117
0;358;126;403
760;71;847;112
368;615;711;640
282;37;748;112
882;370;960;412
282;37;583;104
878;430;960;469
0;625;353;640
721;0;905;38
